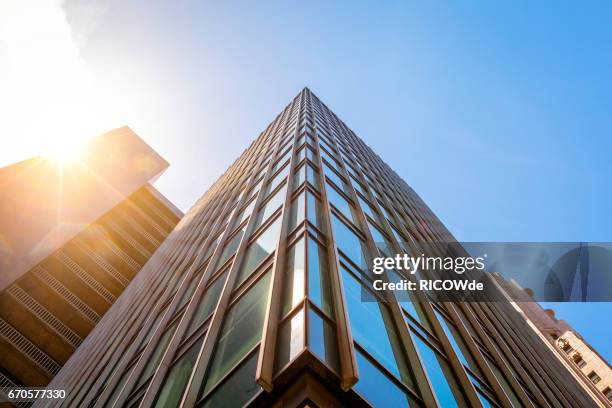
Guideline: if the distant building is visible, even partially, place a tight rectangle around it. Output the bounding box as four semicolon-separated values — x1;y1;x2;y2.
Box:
39;89;603;407
0;127;182;389
494;275;612;406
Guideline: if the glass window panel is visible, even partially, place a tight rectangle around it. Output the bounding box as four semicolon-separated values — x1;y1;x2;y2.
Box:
202;272;271;394
434;311;483;378
253;184;287;231
308;308;339;372
358;196;378;222
265;165;290;195
276;309;305;370
330;214;368;269
281;239;305;316
320;148;340;171
186;270;229;339
201;352;260;408
306;165;320;190
307;238;333;316
136;321;179;388
154;338;203;408
322;162;349;195
236;217;282;286
341;268;412;386
350;177;366;196
368;221;394;257
413;336;462;408
177;272;203;310
306;192;326;234
354;350;415;408
215;226;246;270
288;191;306;232
272;151;291;174
238;199;257;225
326;182;357;224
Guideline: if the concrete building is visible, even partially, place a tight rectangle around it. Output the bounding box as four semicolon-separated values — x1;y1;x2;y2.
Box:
0;127;182;390
37;89;604;407
494;276;612;406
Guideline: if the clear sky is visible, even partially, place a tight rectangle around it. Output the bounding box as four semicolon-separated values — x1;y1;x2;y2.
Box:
2;1;610;361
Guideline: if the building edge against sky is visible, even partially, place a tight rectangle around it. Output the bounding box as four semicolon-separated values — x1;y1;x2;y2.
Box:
36;89;605;407
0;128;182;390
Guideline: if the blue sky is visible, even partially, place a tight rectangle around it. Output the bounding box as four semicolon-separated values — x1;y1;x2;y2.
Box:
4;1;610;362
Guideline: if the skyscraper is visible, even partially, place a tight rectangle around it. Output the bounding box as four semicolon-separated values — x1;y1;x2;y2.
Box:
0;127;182;390
37;89;602;407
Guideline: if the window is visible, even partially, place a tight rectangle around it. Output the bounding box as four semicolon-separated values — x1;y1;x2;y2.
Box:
306;192;327;233
200;351;260;407
572;354;587;369
413;335;462;407
135;320;180;389
354;350;416;408
281;239;305;316
296;146;315;163
330;214;368;269
276;309;305;370
253;184;286;231
154;338;203;407
214;226;246;270
357;195;378;223
341;267;411;386
288;191;306;232
236;217;282;286
326;182;357;224
202;272;271;395
322;162;350;195
368;221;394;257
307;238;333;316
561;342;573;354
308;308;339;372
264;165;290;196
588;371;601;384
185;270;229;339
237;199;257;225
294;163;320;191
603;387;612;401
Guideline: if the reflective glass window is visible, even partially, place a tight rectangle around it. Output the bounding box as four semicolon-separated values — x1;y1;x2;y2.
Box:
202;272;271;394
236;217;282;286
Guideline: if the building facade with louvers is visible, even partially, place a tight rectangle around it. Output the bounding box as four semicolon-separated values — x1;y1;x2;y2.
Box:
38;89;602;407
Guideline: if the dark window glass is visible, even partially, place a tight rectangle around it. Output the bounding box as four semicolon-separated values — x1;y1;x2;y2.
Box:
185;270;229;339
202;272;271;394
236;217;281;286
136;321;179;388
201;352;260;408
215;226;246;270
154;338;203;407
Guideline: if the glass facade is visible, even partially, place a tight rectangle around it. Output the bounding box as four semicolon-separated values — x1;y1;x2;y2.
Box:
42;88;600;408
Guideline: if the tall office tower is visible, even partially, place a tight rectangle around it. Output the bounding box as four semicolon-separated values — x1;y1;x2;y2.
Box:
39;89;602;408
0;127;182;391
